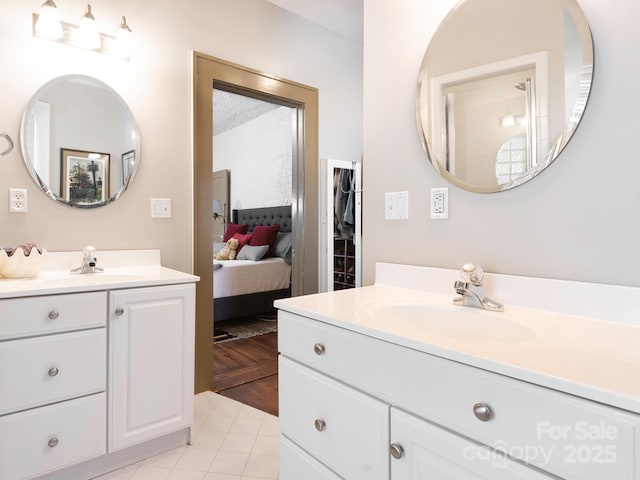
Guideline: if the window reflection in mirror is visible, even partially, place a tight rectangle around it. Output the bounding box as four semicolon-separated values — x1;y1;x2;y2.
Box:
21;75;140;207
417;0;593;193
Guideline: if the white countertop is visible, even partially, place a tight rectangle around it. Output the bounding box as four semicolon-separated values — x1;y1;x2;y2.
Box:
0;249;198;298
275;264;640;414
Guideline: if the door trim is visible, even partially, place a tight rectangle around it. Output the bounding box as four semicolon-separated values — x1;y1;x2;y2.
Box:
192;52;319;393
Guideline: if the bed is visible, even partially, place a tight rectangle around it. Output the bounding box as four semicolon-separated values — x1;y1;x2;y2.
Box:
213;205;292;322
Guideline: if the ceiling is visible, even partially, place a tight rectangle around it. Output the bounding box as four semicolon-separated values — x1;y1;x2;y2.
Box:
264;0;363;43
213;90;282;136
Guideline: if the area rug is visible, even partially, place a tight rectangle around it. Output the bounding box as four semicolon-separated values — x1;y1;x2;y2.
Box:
214;315;278;343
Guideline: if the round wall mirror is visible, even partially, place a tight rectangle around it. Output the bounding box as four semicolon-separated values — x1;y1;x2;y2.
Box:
417;0;593;193
20;75;140;207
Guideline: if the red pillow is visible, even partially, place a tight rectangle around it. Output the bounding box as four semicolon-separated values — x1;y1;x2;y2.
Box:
249;224;280;254
223;223;249;242
231;233;252;252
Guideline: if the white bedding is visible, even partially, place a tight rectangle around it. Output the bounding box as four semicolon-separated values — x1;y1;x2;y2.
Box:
213;257;291;298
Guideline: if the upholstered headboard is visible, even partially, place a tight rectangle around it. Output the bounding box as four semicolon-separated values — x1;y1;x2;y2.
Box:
232;205;292;233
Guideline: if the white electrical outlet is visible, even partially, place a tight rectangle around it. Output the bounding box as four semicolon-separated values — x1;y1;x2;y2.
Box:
9;188;28;213
430;187;448;220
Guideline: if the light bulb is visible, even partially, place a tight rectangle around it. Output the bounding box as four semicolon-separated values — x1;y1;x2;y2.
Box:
77;4;100;49
500;114;516;128
35;0;63;40
115;16;132;58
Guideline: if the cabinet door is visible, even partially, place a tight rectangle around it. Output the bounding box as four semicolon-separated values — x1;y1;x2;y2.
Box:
108;284;195;451
390;408;554;480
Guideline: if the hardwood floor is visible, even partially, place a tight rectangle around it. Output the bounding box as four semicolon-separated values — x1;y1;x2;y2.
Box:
212;332;279;416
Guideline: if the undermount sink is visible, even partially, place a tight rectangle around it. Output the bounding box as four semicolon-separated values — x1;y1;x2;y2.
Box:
364;301;536;342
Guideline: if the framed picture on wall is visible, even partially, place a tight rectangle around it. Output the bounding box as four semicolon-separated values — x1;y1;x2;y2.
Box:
121;149;135;187
61;148;110;205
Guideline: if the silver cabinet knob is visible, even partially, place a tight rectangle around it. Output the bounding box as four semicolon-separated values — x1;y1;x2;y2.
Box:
48;367;59;377
48;310;59;320
314;419;326;432
473;402;492;422
48;437;59;448
115;307;124;316
313;343;325;355
390;443;404;459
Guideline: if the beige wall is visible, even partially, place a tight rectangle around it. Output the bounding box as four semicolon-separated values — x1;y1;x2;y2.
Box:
363;0;640;287
424;0;566;139
0;0;362;273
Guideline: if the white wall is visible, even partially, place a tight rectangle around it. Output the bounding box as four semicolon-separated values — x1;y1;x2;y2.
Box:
0;0;362;272
214;107;294;210
363;0;640;287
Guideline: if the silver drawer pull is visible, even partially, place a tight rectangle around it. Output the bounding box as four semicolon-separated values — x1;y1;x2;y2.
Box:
48;367;59;377
390;443;404;460
48;437;59;448
48;310;59;320
473;402;492;422
313;343;325;355
115;307;124;316
314;418;326;432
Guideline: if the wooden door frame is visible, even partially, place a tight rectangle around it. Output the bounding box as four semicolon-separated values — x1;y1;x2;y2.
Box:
192;52;319;393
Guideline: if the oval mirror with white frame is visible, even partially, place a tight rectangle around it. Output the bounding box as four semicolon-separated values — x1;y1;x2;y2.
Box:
417;0;593;193
20;75;140;207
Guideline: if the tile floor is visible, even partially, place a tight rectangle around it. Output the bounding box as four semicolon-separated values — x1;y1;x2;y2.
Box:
94;392;280;480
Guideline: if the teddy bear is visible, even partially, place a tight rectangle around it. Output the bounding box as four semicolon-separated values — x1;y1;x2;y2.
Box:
215;237;239;260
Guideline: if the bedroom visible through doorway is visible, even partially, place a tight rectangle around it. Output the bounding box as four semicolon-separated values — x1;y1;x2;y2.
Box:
212;87;296;334
210;85;296;413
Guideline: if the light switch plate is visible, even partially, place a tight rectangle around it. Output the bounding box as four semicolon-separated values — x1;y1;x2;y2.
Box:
385;191;409;220
151;198;172;218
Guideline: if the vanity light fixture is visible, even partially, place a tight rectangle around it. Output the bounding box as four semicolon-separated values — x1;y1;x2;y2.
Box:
77;4;100;49
32;1;133;60
500;114;516;128
34;0;63;40
115;16;133;58
499;113;527;128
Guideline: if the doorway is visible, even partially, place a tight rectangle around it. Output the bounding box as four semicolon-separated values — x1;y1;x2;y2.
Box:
193;52;319;393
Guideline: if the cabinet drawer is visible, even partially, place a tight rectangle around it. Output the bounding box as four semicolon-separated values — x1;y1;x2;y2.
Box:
391;407;554;479
281;436;343;480
0;328;106;415
279;311;640;480
0;292;106;340
279;357;389;480
0;393;106;480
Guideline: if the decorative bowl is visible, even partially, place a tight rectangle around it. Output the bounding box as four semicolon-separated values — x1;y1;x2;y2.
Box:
0;245;47;279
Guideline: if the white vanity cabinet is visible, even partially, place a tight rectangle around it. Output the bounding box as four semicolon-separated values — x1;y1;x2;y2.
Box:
0;292;108;480
0;256;197;480
108;284;195;451
278;310;640;480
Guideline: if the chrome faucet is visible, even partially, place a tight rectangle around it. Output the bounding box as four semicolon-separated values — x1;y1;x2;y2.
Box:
70;246;104;274
453;263;503;312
